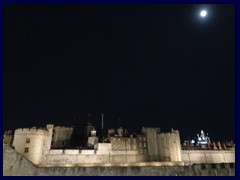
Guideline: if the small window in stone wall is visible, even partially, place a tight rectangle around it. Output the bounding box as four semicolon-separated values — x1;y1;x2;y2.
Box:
24;147;29;153
26;138;30;143
211;164;216;169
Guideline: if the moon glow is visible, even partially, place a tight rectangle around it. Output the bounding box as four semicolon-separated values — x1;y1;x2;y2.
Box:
200;10;207;17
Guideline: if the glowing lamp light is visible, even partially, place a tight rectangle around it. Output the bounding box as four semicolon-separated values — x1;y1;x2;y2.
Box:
200;10;207;17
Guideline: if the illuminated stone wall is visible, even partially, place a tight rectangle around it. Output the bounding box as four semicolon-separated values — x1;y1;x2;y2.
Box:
157;130;182;161
42;148;148;165
110;137;138;151
3;145;38;176
181;149;235;165
4;145;235;176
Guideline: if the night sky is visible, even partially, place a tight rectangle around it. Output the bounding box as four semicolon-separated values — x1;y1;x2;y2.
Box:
3;4;235;141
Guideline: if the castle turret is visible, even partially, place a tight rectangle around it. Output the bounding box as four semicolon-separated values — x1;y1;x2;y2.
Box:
51;126;73;148
87;127;98;149
12;127;49;165
142;127;160;161
157;129;182;162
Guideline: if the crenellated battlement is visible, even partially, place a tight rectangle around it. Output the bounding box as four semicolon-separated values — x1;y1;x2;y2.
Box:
158;129;179;136
158;132;171;136
15;128;49;136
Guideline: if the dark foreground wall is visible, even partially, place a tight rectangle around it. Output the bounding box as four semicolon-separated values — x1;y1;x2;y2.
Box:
36;164;235;176
4;146;235;176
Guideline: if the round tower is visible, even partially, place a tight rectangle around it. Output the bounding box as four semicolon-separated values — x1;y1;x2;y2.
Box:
12;127;49;165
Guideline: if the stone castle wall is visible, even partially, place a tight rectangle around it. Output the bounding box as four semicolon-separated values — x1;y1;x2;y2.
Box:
4;145;38;176
142;127;160;161
51;126;73;148
42;148;235;166
181;149;235;165
42;154;148;165
36;163;235;176
157;130;182;161
4;146;235;176
42;143;148;165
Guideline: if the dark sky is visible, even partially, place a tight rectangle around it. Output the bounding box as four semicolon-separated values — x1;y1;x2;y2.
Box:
3;4;235;141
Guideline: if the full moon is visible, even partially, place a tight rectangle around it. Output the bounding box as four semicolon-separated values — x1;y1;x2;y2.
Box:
200;10;207;17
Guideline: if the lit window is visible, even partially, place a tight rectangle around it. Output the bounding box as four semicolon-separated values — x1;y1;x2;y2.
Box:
26;138;30;143
24;147;29;153
144;143;146;147
143;137;146;141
